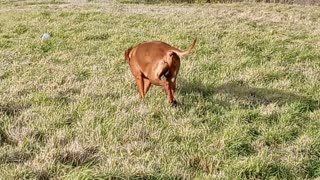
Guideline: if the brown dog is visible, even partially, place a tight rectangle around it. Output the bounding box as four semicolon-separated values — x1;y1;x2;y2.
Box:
124;39;196;104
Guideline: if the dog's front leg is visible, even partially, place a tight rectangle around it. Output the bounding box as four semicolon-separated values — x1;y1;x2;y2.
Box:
134;75;144;98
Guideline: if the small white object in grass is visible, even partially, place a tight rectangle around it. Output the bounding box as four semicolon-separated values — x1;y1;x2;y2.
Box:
41;32;50;39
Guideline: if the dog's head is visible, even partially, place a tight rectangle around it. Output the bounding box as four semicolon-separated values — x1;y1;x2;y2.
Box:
124;47;133;63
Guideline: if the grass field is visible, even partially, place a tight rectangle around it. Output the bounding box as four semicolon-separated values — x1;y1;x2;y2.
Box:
0;0;320;179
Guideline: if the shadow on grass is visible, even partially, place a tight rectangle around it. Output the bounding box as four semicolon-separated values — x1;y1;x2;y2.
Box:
56;146;99;167
179;79;320;111
0;150;33;164
0;103;30;117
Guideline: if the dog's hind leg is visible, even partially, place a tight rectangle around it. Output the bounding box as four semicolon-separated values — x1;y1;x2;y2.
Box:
147;60;175;103
154;79;174;103
148;76;174;103
168;77;177;103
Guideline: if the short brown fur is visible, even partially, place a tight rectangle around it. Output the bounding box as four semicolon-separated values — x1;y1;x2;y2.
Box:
124;39;196;104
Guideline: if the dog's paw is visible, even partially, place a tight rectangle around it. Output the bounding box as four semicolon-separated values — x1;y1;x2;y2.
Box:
171;100;178;107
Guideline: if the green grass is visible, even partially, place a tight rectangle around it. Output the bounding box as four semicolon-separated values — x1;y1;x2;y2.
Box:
0;0;320;179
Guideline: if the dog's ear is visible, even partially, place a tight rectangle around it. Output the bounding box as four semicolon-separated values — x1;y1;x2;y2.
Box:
124;47;133;63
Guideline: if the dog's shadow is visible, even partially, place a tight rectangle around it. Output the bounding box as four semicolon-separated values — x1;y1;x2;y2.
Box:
178;79;319;111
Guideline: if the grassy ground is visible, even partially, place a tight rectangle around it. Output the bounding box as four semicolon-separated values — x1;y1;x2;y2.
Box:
0;0;320;179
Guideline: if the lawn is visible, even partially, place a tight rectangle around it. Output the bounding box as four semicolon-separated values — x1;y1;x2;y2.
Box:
0;0;320;179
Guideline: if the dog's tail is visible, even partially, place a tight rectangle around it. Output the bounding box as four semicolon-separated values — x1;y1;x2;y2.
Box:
169;38;197;56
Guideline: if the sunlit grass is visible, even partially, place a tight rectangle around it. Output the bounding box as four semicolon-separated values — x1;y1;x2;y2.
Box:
0;1;320;179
